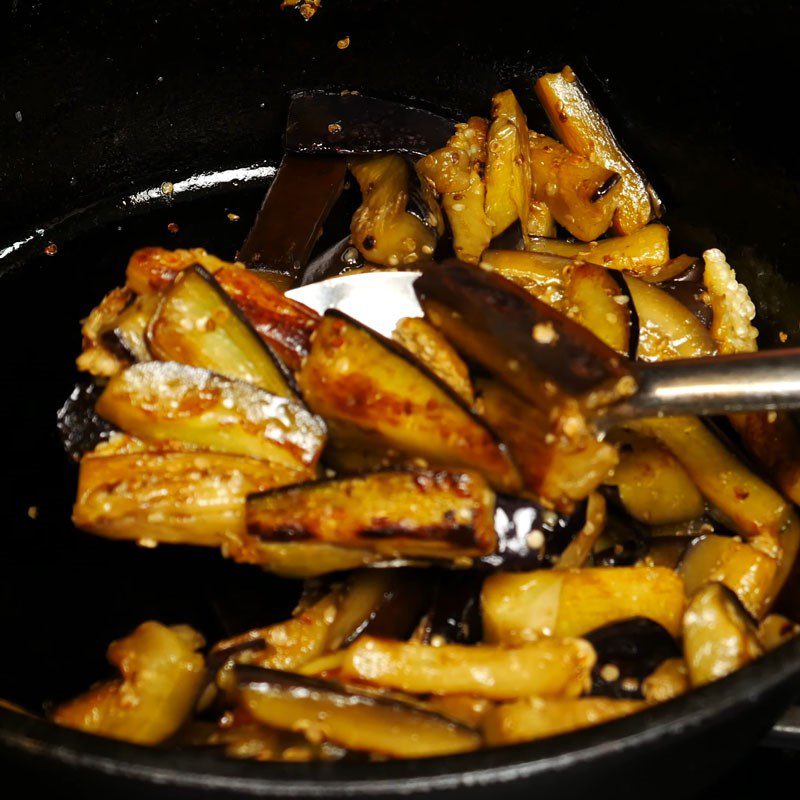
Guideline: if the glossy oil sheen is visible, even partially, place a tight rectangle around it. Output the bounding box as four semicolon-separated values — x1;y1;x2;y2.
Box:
2;1;800;798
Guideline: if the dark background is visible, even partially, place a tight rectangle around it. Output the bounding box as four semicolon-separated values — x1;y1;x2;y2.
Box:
2;0;800;797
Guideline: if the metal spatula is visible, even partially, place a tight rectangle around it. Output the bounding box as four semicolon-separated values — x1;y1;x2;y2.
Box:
286;265;800;428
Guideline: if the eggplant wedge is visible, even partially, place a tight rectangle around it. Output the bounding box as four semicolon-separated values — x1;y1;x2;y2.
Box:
148;265;295;397
624;276;714;360
524;224;670;275
679;534;777;619
393;316;474;404
483;696;644;746
101;292;160;364
53;622;206;745
244;470;496;561
482;567;685;642
96;362;326;470
76;286;135;377
236;666;480;758
419;116;493;264
73;448;308;547
350;155;440;267
476;378;618;509
485;90;555;240
126;246;233;295
682;583;763;687
214;266;319;372
415;262;634;416
297;311;521;492
339;636;595;700
478;249;568;302
529;133;622;242
535;66;661;234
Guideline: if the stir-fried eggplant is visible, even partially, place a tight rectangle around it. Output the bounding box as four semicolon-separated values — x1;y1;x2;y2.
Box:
606;434;705;525
73;447;307;546
679;534;777;619
584;618;680;699
53;622;206;745
535;66;661;234
563;261;632;355
482;567;685;642
682;583;763;687
485;90;554;240
525;224;670;275
349;155;440;267
101;292;160;364
57;381;117;461
237;155;347;278
244;470;496;561
419;117;493;264
529;133;621;242
236;666;480;758
476;377;618;509
629;416;800;608
148;265;295;397
297;311;521;492
415;262;634;415
126;246;234;295
339;636;595;699
483;696;645;746
53;74;800;761
214;266;319;372
623;276;714;360
96;362;326;470
393;316;474;404
77;286;135;377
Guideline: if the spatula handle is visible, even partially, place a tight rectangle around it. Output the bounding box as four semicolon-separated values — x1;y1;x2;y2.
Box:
606;349;800;424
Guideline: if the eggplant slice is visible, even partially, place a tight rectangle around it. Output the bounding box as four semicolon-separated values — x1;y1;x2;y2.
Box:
415;261;634;415
95;362;326;471
297;310;521;492
236;665;480;758
244;469;497;561
148;265;296;398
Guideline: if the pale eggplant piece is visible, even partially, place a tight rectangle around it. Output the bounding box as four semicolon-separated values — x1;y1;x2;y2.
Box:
95;362;326;471
535;67;662;235
415;261;634;415
236;666;481;758
585;617;680;699
101;292;160;363
148;265;295;398
416;571;485;645
285;92;454;157
244;470;496;562
52;622;206;746
349;155;440;267
73;449;307;547
683;582;764;687
641;536;692;570
57;381;116;462
214;266;320;373
297;310;521;492
238;154;347;281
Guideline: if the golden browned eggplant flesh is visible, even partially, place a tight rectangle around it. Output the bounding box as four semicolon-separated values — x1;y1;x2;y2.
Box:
44;66;800;762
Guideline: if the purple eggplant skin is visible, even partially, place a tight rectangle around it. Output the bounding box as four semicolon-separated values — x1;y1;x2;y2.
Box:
590;505;650;567
56;382;117;462
585;617;680;699
414;261;632;408
285;92;454;157
417;571;485;645
480;495;588;571
238;154;347;281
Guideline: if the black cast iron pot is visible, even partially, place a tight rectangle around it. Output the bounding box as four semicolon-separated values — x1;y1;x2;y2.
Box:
2;1;800;797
